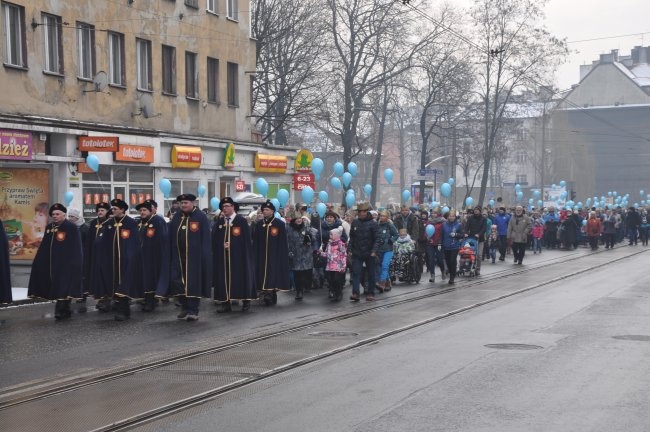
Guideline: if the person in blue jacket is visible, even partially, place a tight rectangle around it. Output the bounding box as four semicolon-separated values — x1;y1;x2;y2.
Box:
441;209;464;285
493;207;511;261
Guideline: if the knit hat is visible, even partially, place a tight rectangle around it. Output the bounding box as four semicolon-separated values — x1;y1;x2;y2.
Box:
331;226;343;240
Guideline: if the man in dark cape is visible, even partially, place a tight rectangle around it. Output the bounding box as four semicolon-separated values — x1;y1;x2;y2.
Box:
94;198;143;321
0;219;13;304
83;202;110;310
169;194;211;321
253;200;290;306
212;197;255;313
28;204;83;319
136;199;169;312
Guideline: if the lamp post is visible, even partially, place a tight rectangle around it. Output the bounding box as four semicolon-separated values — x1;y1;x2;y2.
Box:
425;155;452;202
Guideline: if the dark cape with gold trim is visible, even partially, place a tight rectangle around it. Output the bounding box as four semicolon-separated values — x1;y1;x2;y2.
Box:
28;219;83;300
212;214;256;302
253;217;290;291
137;214;170;296
169;208;211;298
0;220;13;303
93;216;144;299
84;216;109;296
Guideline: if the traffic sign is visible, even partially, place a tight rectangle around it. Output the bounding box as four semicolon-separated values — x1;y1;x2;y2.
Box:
417;168;443;176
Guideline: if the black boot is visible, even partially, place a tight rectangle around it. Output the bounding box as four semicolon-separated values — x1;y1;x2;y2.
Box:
272;291;278;305
241;300;251;312
54;300;70;320
96;298;111;313
216;302;232;313
114;297;131;321
142;292;156;312
295;288;303;300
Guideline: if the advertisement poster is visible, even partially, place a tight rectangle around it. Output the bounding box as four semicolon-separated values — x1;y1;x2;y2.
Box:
0;167;50;261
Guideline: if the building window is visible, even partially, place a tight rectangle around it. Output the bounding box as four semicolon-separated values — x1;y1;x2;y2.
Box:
82;166;154;218
207;57;219;103
207;0;217;14
136;38;152;91
185;51;198;99
77;22;95;80
227;61;238;106
227;0;238;20
184;0;199;8
2;2;27;68
515;151;526;164
515;174;527;184
42;13;63;74
162;45;176;94
164;179;199;216
108;32;125;86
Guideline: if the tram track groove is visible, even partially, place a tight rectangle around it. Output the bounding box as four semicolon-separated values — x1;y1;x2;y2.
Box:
1;246;645;430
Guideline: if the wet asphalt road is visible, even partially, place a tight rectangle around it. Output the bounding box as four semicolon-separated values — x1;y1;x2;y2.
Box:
2;246;649;431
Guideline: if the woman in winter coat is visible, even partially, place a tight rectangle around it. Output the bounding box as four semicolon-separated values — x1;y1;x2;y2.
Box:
507;205;531;265
586;211;602;250
287;214;315;300
375;210;398;292
441;210;464;285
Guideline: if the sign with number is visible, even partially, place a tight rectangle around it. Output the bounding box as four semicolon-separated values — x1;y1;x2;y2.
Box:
293;173;315;190
235;180;246;192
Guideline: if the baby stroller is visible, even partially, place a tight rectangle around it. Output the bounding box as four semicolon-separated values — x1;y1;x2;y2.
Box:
457;238;478;277
389;250;424;284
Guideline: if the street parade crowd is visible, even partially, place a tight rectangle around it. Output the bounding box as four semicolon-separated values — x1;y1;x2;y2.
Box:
0;195;648;321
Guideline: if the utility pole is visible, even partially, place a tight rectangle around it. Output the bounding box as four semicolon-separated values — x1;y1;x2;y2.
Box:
540;101;547;205
451;127;457;209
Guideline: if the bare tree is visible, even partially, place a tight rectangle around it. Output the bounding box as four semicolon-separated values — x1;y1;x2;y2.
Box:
470;0;568;206
251;0;329;145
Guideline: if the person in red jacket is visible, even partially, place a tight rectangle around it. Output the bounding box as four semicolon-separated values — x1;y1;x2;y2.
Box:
586;211;602;251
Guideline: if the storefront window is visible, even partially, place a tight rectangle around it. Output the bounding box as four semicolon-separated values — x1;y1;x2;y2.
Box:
252;183;290;199
163;179;200;217
82;166;154;217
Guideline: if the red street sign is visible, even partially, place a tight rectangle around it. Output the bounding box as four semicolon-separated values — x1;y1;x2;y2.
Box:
235;180;246;192
293;173;315;190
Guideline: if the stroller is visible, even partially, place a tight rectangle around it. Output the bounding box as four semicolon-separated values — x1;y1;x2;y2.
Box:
457;238;478;277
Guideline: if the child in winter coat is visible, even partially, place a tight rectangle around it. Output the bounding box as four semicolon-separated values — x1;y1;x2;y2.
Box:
532;219;544;254
390;229;415;281
458;241;476;273
487;225;499;263
325;227;347;302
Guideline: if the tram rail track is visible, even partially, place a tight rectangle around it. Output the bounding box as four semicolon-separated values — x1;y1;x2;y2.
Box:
1;246;646;432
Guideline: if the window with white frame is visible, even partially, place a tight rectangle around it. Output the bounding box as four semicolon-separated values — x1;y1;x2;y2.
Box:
227;61;238;106
43;13;63;74
515;151;526;164
136;38;152;91
77;22;95;79
207;57;219;103
185;51;198;99
2;2;26;68
108;32;125;86
207;0;217;13
515;174;527;184
227;0;238;20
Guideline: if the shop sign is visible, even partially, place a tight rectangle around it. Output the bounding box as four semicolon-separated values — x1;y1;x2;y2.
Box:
0;129;32;161
224;143;236;169
255;153;288;173
293;173;315;190
294;149;313;172
171;145;202;169
78;136;119;152
114;144;154;163
235;180;246;192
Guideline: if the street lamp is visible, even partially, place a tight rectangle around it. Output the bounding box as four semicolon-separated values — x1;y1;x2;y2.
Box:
425;154;452;168
423;155;452;202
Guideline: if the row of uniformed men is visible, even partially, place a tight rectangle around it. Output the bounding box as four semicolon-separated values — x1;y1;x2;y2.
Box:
27;194;289;321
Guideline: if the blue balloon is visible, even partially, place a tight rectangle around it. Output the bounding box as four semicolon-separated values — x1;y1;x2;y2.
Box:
641;190;645;196
448;178;455;186
538;200;543;208
488;199;495;208
402;190;411;203
347;162;358;177
159;178;172;198
301;186;314;204
442;206;450;215
333;162;344;177
342;172;352;188
552;184;556;189
528;198;534;204
425;224;435;238
86;154;100;173
331;177;342;190
533;190;540;198
345;192;355;209
582;220;587;226
316;202;327;218
197;184;206;198
210;197;220;211
465;196;474;207
64;191;74;206
277;189;290;207
318;191;328;203
607;191;612;196
559;180;566;187
431;201;439;209
577;202;583;208
515;184;522;192
255;178;269;197
440;183;451;198
613;191;618;197
560;191;567;199
275;211;282;219
516;191;523;201
271;198;281;211
363;184;372;196
635;202;639;208
384;168;394;185
311;158;324;181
